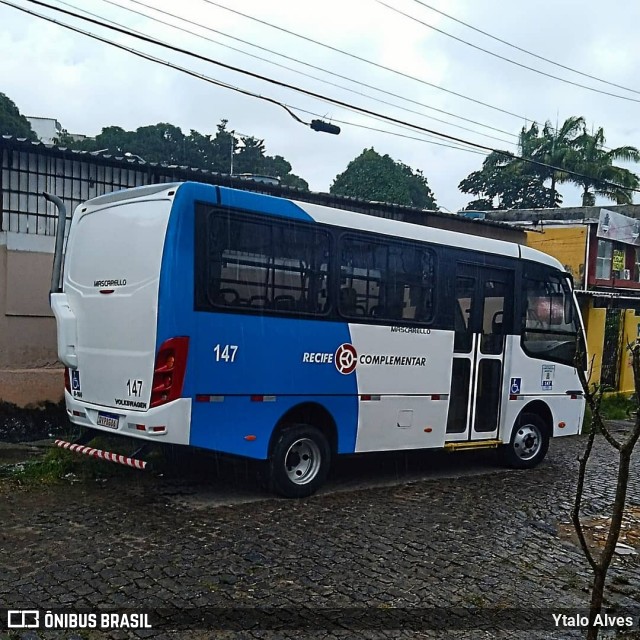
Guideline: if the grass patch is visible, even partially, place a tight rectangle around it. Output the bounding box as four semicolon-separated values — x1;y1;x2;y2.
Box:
2;435;162;485
599;392;636;420
582;393;637;433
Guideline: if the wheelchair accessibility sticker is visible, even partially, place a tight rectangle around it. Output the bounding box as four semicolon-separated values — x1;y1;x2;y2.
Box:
510;377;522;394
71;370;81;392
71;370;82;398
542;364;555;390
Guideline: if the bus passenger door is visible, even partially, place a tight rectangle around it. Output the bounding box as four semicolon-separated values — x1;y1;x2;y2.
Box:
446;263;514;442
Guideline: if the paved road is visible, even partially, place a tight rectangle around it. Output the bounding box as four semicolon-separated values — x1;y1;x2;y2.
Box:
1;426;640;640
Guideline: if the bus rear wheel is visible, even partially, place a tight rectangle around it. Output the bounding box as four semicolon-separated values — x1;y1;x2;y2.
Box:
269;425;331;498
501;413;549;469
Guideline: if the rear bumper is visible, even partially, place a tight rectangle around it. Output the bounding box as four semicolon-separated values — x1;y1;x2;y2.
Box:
65;390;192;445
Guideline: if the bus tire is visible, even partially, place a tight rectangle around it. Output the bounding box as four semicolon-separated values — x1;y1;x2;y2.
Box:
501;413;549;469
269;424;331;498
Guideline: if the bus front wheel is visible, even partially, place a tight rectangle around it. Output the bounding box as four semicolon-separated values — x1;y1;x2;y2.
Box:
501;413;549;469
269;425;331;498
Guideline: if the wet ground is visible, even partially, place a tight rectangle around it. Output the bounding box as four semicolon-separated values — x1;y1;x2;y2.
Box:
0;402;69;444
1;418;640;640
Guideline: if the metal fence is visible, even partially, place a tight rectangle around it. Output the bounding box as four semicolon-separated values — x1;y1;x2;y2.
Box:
0;136;522;243
1;144;158;235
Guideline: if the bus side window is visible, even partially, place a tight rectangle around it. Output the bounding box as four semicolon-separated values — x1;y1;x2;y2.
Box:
453;276;474;353
339;237;435;323
214;288;240;306
198;206;331;317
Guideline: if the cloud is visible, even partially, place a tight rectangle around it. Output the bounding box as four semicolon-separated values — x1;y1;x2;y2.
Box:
1;0;639;210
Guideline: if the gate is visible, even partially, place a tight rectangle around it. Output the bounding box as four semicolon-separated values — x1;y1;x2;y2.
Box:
600;308;623;390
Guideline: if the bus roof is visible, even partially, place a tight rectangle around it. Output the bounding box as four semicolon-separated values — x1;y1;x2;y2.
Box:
78;181;565;274
303;199;565;272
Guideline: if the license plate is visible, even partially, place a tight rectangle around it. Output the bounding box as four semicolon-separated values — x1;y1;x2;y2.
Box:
97;411;120;430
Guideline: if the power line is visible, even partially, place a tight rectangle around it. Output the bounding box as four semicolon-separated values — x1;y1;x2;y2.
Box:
198;0;533;122
407;0;640;96
4;0;486;154
54;1;491;153
3;0;311;125
376;0;640;103
12;0;498;151
46;0;497;149
292;106;489;155
120;0;520;140
4;0;639;197
67;0;513;146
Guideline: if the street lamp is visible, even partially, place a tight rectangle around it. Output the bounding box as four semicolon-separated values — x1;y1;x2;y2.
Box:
310;119;340;135
229;131;248;176
124;152;146;164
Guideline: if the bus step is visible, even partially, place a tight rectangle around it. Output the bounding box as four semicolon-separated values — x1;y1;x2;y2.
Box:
444;439;502;452
54;439;150;470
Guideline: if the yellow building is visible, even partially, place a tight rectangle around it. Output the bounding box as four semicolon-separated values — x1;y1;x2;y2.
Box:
525;217;640;393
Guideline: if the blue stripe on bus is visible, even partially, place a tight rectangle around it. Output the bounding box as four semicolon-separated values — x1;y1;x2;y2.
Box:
156;183;358;460
217;186;313;221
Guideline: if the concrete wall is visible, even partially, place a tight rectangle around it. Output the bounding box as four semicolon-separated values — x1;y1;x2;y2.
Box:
485;203;640;224
0;232;63;406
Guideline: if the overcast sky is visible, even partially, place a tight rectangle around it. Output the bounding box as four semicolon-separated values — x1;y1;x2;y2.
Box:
2;0;640;211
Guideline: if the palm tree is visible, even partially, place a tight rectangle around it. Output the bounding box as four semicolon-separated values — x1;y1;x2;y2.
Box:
512;118;585;208
539;116;585;205
568;127;640;205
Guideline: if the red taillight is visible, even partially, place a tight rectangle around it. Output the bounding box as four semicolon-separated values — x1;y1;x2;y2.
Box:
64;368;71;393
150;337;189;408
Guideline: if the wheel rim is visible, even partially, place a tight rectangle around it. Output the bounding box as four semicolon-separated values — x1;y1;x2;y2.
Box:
513;423;542;461
284;437;322;485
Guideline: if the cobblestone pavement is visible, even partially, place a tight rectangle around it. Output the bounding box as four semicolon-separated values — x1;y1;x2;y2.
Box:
1;426;639;640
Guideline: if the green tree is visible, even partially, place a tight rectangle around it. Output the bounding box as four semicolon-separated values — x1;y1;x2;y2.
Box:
68;119;309;189
206;120;236;172
262;154;309;189
233;136;268;175
131;123;186;164
567;127;640;205
0;93;37;140
459;116;640;210
459;147;557;210
233;132;308;188
71;125;131;154
330;148;437;209
538;116;585;205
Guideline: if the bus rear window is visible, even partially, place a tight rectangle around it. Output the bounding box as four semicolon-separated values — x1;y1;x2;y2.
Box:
66;200;171;289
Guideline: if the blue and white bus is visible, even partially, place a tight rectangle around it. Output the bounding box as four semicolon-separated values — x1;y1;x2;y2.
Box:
50;182;586;497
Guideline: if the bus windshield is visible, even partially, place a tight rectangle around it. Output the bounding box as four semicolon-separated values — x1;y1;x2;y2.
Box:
522;269;581;367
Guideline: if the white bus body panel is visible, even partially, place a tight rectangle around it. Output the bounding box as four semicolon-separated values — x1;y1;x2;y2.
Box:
64;391;191;445
500;336;584;440
350;325;453;452
51;293;78;368
62;195;173;411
